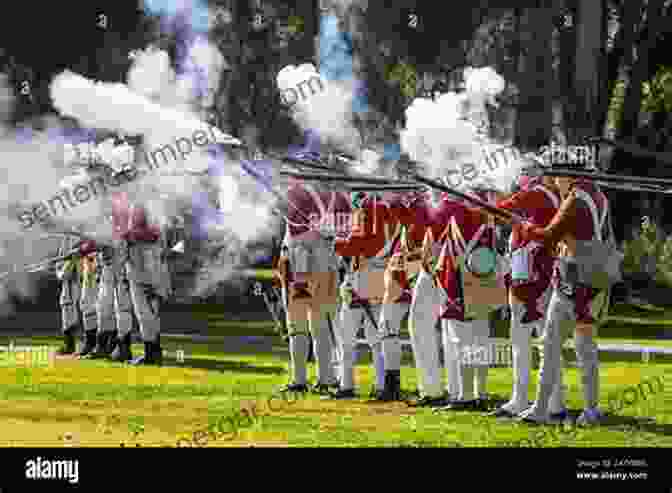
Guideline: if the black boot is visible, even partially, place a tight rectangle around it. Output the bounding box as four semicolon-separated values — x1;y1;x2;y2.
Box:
83;332;114;359
325;388;356;400
152;335;163;365
277;382;309;393
374;370;402;402
56;327;77;355
307;336;315;362
110;333;133;362
75;330;97;358
106;333;118;355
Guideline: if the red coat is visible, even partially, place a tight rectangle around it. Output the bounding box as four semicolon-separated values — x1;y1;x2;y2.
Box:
383;192;488;306
335;195;397;259
286;182;351;239
522;180;607;248
497;184;561;323
521;180;609;323
111;192;160;242
434;198;496;320
497;184;561;252
386;191;431;252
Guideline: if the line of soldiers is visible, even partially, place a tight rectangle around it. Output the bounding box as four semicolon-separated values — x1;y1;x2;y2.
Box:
274;156;612;425
55;193;171;366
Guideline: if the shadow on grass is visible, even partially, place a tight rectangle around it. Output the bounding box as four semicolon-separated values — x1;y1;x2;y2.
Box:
161;356;286;376
514;408;672;441
597;412;672;437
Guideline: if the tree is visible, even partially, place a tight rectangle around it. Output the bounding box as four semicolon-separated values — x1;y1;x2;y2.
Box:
618;0;666;140
598;0;643;136
562;0;606;142
514;4;554;149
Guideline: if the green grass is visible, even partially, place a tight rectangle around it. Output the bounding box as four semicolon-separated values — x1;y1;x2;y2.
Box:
0;270;669;447
0;334;669;447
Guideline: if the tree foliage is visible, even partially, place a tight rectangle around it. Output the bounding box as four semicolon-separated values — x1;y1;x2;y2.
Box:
642;66;672;113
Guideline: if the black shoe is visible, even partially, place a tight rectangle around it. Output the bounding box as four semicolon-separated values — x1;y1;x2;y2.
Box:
475;397;493;411
75;330;97;358
277;383;309;393
325;388;356;400
311;382;339;395
488;407;517;418
56;328;77;355
110;333;133;362
82;332;114;359
439;399;480;411
131;338;163;366
407;395;447;408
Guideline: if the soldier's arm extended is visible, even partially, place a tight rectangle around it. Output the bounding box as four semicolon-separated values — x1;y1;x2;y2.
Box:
521;193;578;247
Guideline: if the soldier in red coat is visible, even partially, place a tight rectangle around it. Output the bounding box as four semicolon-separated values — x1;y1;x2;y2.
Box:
517;168;611;425
278;179;350;394
403;191;477;407
375;189;433;401
430;191;504;410
333;191;399;399
489;175;567;418
108;191;170;365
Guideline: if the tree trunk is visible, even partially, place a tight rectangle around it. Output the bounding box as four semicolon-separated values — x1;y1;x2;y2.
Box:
559;0;576;141
567;0;604;142
598;0;643;136
514;4;554;150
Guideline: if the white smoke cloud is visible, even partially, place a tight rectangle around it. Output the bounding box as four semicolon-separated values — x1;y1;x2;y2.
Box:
277;63;362;158
0;29;269;306
0;85;83;307
400;66;525;193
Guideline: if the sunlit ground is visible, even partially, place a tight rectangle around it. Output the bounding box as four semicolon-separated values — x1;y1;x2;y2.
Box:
0;334;669;447
0;270;670;447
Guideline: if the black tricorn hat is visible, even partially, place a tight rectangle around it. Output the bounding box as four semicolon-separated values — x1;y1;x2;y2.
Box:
539;141;599;170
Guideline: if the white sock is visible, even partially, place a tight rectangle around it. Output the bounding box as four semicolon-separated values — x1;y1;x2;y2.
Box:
504;305;533;413
549;354;566;414
461;366;476;401
442;322;460;397
476;365;488;398
289;325;310;385
313;307;339;385
372;343;385;390
380;303;406;371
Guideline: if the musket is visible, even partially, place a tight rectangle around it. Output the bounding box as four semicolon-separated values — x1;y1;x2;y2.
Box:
346;185;427;192
522;165;672;189
279;169;419;188
253;280;287;338
587;137;672;166
0;246;83;280
410;174;525;223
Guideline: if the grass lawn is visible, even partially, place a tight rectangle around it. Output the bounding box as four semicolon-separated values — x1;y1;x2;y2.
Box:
0;334;669;447
0;269;670;447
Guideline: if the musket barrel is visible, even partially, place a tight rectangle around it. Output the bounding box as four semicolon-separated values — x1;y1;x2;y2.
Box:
280;170;418;187
411;174;524;223
523;167;672;187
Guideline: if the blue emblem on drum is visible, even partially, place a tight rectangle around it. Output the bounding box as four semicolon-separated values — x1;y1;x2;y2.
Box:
466;247;497;277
